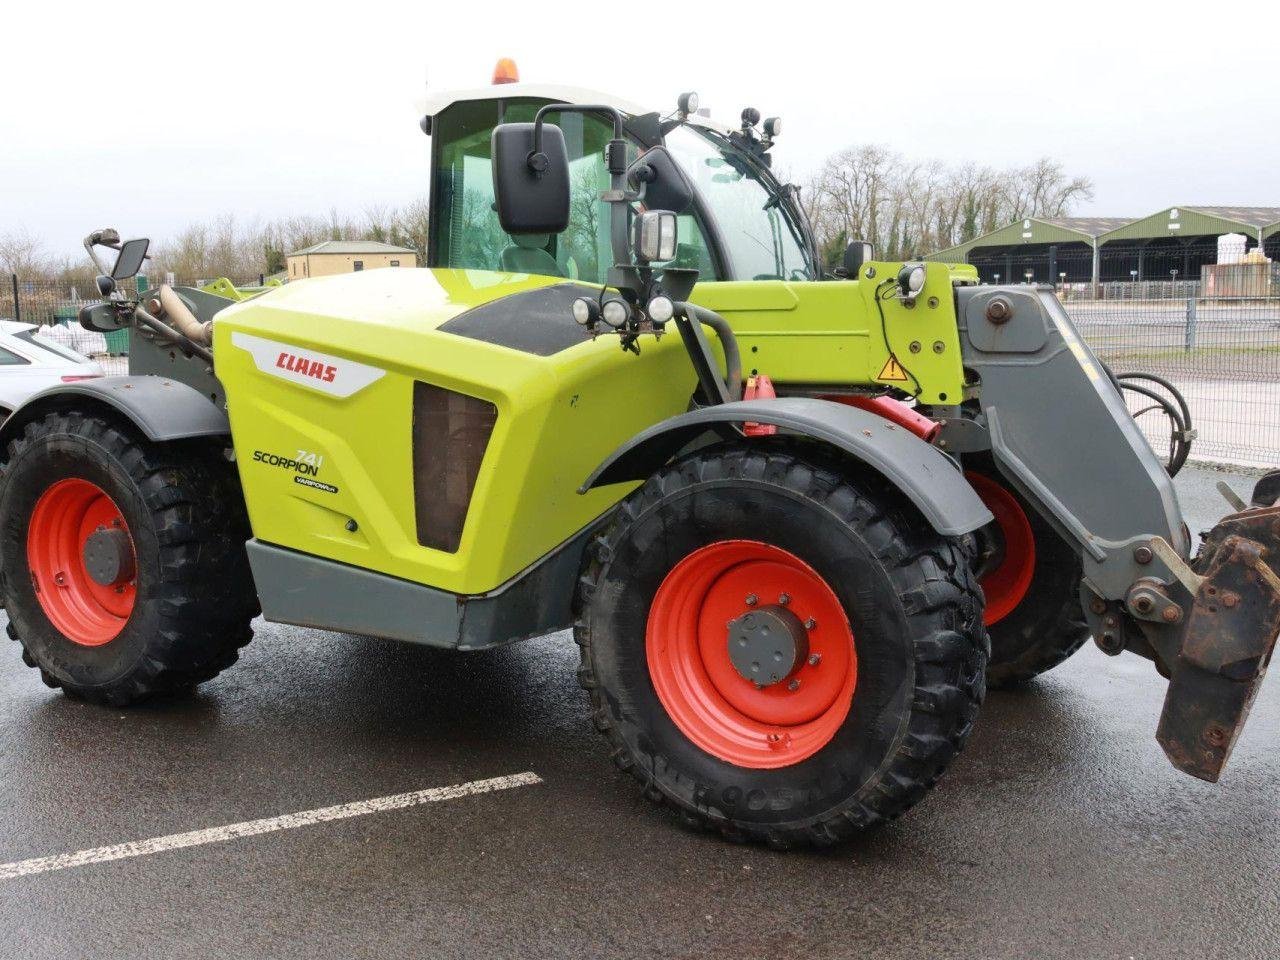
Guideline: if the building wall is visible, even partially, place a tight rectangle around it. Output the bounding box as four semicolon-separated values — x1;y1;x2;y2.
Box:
285;252;417;280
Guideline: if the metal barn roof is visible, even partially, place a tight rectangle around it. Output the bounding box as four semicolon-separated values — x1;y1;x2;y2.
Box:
929;207;1280;261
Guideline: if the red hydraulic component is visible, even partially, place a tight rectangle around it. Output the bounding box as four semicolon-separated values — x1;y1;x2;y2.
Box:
827;394;940;442
743;374;778;436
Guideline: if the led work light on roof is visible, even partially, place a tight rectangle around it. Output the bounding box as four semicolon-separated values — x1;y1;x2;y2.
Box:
677;91;699;117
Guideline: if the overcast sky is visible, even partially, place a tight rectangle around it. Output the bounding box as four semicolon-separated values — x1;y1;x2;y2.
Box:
2;0;1275;258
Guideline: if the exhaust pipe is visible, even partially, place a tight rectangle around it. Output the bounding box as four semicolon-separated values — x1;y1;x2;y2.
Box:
156;284;213;346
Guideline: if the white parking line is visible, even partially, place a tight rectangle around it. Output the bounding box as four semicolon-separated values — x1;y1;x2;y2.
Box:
0;771;542;881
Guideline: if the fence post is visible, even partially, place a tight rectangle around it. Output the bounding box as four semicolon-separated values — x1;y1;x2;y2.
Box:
9;274;19;324
1184;297;1197;353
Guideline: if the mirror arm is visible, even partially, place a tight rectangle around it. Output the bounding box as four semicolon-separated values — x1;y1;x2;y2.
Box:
528;104;635;276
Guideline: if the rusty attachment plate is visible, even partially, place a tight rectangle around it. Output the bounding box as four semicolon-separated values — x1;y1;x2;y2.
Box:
1156;507;1280;782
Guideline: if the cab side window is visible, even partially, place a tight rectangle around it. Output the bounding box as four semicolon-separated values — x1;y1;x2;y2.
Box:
430;99;718;284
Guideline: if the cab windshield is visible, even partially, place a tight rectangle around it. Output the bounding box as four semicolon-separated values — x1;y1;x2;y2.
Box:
664;126;814;282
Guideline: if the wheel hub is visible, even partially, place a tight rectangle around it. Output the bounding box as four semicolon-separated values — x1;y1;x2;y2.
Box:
26;477;137;647
82;526;136;587
646;540;858;769
727;605;809;687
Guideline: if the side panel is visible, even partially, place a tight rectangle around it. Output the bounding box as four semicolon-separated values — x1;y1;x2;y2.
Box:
956;285;1188;560
693;263;966;405
213;268;699;596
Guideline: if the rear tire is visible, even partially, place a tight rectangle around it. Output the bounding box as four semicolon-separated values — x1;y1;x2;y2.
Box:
574;445;987;848
0;410;258;705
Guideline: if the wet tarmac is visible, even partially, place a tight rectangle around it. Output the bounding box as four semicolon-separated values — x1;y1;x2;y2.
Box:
0;462;1276;959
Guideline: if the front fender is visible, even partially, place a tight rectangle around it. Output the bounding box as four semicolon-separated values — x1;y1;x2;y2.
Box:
0;376;228;448
580;398;992;538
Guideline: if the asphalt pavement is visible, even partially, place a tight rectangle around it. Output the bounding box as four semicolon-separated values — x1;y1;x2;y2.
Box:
1;462;1277;960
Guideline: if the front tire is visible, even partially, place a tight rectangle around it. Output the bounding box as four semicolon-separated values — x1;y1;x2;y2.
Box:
965;460;1090;688
0;410;258;705
574;446;987;848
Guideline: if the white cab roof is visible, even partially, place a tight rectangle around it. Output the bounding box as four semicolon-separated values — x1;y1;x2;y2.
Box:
418;82;732;135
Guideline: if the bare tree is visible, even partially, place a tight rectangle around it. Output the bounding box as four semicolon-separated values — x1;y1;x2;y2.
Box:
806;144;1093;265
0;229;51;276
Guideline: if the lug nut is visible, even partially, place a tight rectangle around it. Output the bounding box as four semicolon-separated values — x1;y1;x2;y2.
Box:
804;618;817;630
1097;632;1123;655
787;679;800;692
1204;725;1228;747
807;653;822;667
54;572;66;586
745;594;758;607
778;593;790;605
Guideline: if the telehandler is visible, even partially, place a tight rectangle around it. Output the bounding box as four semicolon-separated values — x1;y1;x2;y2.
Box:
3;67;1277;847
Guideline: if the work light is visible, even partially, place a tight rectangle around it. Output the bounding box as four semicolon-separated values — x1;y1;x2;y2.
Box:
572;297;600;328
601;298;630;329
647;295;675;324
898;262;927;299
678;91;699;116
634;210;678;264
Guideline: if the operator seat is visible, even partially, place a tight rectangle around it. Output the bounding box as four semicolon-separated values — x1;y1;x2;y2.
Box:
500;234;564;278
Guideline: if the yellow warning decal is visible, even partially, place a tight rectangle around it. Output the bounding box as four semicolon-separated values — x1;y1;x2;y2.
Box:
877;355;910;382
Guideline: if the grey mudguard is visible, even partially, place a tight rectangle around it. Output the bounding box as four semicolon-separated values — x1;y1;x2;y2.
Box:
581;397;993;538
0;376;228;445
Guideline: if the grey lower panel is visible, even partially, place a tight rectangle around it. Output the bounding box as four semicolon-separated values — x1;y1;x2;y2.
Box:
245;517;604;650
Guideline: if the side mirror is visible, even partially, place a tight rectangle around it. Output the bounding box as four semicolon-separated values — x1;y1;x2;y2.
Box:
627;147;695;215
112;237;150;280
842;240;873;277
491;122;570;234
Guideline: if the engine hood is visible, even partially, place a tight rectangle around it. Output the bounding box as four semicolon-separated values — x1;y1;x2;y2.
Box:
219;267;566;336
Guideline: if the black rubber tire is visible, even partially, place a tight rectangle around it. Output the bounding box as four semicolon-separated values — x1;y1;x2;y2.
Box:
971;460;1090;689
573;444;988;848
0;409;259;705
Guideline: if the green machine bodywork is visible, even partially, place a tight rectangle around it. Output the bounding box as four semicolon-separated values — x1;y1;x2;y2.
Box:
213;262;967;601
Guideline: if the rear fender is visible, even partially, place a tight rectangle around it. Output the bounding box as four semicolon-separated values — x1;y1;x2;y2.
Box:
0;376;228;449
581;397;992;538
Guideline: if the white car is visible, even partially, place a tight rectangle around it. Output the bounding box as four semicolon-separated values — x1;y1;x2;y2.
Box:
0;320;105;415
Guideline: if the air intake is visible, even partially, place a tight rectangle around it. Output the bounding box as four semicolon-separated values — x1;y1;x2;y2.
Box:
412;382;498;553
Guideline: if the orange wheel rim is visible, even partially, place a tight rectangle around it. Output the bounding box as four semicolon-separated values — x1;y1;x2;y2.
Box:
966;472;1036;626
26;478;137;646
646;540;857;769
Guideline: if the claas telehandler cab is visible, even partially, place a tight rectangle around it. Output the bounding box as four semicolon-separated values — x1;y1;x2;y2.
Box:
1;65;1277;847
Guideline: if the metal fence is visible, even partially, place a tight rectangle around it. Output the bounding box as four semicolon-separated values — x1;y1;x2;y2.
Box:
1;274;260;378
1063;293;1280;469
